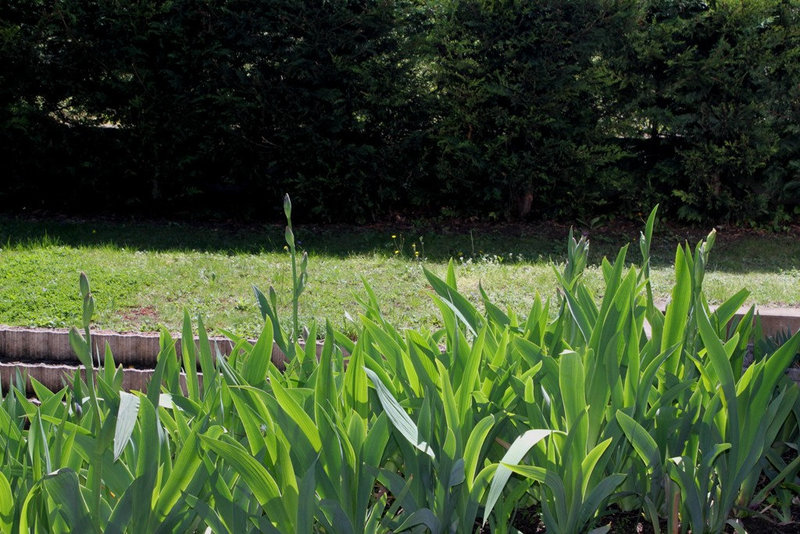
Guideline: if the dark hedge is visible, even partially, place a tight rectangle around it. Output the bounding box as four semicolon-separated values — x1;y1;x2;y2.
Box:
1;0;798;224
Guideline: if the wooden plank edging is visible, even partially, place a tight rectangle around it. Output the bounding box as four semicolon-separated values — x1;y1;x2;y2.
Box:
1;306;798;394
0;362;155;392
0;326;239;367
0;326;319;393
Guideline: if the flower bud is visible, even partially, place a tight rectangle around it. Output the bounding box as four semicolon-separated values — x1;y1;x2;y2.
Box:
283;194;292;221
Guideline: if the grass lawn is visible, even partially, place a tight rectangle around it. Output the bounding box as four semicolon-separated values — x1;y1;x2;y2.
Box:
0;215;798;338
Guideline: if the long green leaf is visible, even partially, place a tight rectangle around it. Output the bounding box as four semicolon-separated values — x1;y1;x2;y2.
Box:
393;508;441;533
315;321;337;418
146;330;175;409
501;463;568;519
199;434;288;524
696;301;739;444
269;371;322;452
229;388;273;459
484;429;556;525
114;392;140;461
456;326;486;411
667;457;703;532
254;285;287;357
464;415;494;490
180;312;200;401
559;350;587;448
243;319;275;385
0;472;12;533
155;423;206;520
196;315;216;393
615;411;661;472
18;483;40;534
343;337;369;419
713;289;749;331
759;329;800;402
661;246;691;375
364;367;434;459
580;438;614;498
423;265;481;335
43;468;97;533
296;457;318;533
560;284;592;344
129;394;161;532
579;474;626;528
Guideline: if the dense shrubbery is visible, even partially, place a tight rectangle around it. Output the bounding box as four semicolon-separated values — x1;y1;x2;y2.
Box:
611;0;800;224
426;1;633;220
1;0;799;224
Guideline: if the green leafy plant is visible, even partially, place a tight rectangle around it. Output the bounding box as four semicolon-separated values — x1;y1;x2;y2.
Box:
3;205;800;533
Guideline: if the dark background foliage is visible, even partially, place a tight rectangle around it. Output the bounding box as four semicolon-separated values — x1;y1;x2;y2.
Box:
1;0;798;225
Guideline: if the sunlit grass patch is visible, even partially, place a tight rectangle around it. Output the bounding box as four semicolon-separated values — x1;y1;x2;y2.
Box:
0;216;798;337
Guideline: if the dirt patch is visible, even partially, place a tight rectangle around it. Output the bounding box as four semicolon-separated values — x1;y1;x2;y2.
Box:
119;306;159;323
739;515;800;534
509;505;800;533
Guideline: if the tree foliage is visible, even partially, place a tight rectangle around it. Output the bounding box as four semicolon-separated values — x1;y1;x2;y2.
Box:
1;0;798;224
611;0;800;224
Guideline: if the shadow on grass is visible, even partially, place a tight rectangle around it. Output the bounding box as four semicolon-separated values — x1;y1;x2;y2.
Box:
1;215;797;274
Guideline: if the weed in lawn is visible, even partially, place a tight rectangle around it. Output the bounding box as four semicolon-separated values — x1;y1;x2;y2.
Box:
390;233;403;257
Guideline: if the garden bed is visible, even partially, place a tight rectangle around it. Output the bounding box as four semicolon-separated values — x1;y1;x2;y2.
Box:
2;211;799;533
